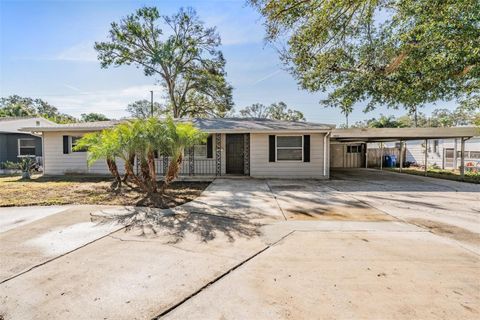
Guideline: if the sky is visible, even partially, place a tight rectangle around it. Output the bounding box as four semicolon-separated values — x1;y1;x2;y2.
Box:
0;0;458;125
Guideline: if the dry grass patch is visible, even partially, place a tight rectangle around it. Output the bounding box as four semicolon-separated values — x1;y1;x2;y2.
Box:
0;174;210;208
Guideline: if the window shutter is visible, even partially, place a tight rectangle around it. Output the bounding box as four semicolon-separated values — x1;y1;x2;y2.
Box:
207;135;213;158
269;135;275;162
63;136;69;154
303;135;310;162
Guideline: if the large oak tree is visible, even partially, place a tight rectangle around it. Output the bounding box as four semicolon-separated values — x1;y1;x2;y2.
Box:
250;0;480;116
95;7;234;118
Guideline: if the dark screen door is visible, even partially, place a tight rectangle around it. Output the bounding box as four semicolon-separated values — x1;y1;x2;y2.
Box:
226;134;244;174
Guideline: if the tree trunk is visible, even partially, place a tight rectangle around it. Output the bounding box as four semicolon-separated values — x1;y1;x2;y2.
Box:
106;158;122;190
160;153;183;193
122;152;136;182
147;150;157;193
140;159;150;182
125;159;148;192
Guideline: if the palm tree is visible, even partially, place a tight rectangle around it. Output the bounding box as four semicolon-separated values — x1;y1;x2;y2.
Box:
73;130;123;190
161;119;207;192
75;117;206;197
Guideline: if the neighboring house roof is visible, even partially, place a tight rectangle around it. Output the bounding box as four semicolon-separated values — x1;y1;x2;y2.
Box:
20;118;335;133
0;116;56;134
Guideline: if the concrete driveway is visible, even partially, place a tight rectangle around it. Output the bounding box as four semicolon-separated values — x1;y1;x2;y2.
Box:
1;170;479;319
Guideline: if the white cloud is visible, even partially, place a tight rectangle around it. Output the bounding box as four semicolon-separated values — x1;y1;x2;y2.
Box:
42;84;164;119
55;42;98;62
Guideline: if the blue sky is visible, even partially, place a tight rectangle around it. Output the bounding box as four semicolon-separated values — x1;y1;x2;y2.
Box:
0;0;457;125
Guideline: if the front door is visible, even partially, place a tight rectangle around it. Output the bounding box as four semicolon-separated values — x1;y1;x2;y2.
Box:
226;134;244;174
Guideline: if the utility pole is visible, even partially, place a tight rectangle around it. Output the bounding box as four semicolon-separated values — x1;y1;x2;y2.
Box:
150;90;154;117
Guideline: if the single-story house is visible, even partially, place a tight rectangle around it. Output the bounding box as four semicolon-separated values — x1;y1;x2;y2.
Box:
0;117;55;165
20;119;479;178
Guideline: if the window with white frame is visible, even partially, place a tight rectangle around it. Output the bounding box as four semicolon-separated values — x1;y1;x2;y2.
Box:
276;136;303;161
18;139;36;156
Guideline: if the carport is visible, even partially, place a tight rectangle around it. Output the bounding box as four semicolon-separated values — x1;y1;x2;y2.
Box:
330;127;479;179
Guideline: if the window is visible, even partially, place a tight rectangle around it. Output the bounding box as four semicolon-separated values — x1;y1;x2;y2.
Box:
194;144;207;158
469;151;480;159
347;145;361;153
18;139;36;156
71;137;86;152
276;136;303;161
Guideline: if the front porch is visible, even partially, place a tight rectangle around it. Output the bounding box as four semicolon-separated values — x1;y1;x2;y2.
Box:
141;133;251;177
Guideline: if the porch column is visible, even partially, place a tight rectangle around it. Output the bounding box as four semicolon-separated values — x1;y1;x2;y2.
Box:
380;142;383;170
162;155;169;175
188;146;194;176
365;143;368;168
215;133;221;176
453;138;458;169
399;140;404;173
243;133;250;175
424;139;428;176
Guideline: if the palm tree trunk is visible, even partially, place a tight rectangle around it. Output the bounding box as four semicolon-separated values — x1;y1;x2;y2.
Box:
122;152;136;182
125;160;148;192
140;159;151;188
106;158;122;190
147;150;157;193
160;153;182;193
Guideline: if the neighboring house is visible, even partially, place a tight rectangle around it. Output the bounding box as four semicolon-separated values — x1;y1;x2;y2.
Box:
0;117;55;165
403;138;480;169
21;120;479;178
365;138;480;169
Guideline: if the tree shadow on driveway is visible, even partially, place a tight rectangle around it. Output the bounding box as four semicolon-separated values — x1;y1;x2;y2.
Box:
92;206;262;244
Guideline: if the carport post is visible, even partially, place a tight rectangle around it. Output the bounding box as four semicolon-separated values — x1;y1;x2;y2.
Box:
380;142;383;170
460;137;466;180
365;144;368;168
424;139;428;176
399;140;404;173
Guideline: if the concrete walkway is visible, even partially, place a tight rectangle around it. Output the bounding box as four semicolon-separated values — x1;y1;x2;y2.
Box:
1;170;479;320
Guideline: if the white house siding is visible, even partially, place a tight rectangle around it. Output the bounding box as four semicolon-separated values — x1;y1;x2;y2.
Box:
405;138;480;168
249;133;328;179
43;131;125;175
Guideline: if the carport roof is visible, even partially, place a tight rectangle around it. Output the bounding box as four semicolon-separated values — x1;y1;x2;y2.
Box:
331;127;480;142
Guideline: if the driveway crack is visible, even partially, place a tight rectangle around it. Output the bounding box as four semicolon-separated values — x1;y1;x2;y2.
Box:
265;181;287;221
152;230;296;319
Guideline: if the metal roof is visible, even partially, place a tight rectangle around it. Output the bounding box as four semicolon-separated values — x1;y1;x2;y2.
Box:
20;118;335;133
331;127;480;142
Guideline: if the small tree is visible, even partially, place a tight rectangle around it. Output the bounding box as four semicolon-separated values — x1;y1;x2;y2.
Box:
239;101;305;121
75;117;206;198
127;100;164;119
73;130;123;190
161;120;208;191
80;113;110;122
